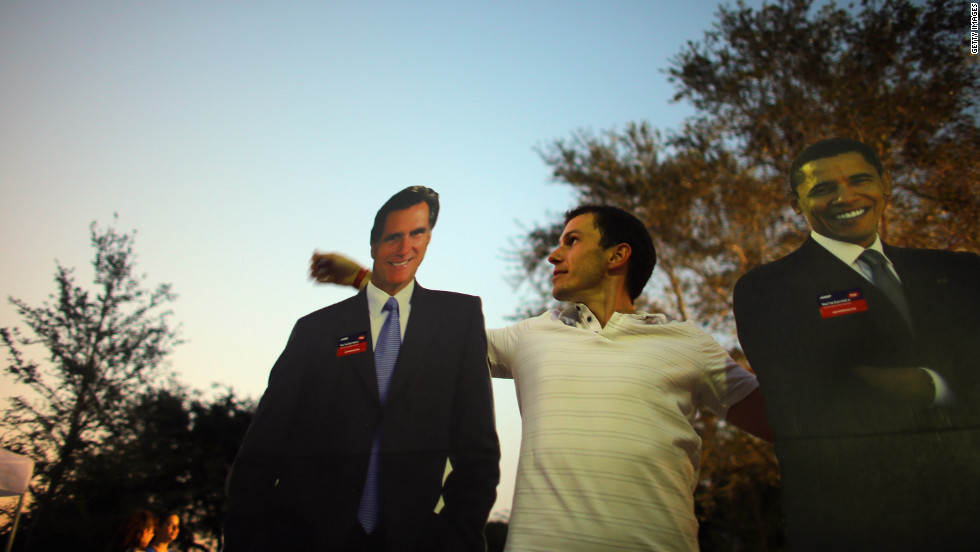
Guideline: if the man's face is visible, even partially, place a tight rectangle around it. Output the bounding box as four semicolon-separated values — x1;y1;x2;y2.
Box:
548;213;609;303
791;151;891;247
370;202;431;295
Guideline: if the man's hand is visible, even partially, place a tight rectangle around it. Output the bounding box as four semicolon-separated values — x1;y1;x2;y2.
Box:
852;365;935;404
310;252;369;288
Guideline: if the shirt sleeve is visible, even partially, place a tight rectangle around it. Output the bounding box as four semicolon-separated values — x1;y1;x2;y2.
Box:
486;322;525;379
693;323;760;417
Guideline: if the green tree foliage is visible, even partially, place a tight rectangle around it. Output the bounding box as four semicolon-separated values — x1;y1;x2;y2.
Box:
58;388;253;551
668;0;979;252
516;0;979;327
179;389;255;548
0;220;255;552
510;0;976;547
517;122;780;330
1;220;181;543
2;387;254;551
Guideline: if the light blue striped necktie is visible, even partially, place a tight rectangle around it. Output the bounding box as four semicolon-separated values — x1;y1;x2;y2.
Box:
357;296;401;533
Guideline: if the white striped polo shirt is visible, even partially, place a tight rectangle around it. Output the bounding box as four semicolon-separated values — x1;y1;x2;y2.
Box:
488;305;759;552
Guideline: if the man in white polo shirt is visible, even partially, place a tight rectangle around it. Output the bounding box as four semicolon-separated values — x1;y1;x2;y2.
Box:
313;204;772;551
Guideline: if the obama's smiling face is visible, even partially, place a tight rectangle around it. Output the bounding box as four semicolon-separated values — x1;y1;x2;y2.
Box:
791;151;891;247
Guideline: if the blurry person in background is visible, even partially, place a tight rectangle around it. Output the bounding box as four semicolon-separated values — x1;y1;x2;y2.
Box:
146;512;179;552
107;510;155;552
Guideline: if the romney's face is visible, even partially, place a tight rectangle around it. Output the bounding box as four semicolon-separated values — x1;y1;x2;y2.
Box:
791;151;891;247
370;202;431;295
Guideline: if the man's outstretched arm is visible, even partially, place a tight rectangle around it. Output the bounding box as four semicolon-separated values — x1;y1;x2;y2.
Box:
725;387;774;442
311;252;370;289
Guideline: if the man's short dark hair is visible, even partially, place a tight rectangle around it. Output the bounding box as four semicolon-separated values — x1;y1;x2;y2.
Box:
789;138;884;196
564;204;656;301
370;186;440;244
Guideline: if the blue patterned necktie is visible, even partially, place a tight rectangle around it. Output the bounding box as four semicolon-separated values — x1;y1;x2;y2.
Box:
858;249;913;330
357;296;401;533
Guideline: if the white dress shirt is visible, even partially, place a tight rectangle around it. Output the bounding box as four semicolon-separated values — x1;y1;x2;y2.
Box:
365;279;414;350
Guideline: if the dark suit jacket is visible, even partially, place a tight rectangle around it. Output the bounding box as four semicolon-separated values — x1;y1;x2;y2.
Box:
734;238;980;551
224;284;500;551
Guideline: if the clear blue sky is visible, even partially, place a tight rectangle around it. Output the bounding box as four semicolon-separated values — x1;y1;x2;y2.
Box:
1;0;758;518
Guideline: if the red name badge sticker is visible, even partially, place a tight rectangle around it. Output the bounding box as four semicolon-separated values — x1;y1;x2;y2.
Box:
337;332;368;357
818;288;868;319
